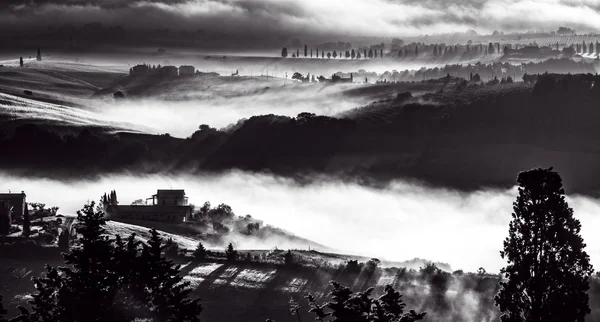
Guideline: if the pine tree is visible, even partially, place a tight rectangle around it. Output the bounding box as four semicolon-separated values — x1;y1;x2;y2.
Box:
22;203;30;237
368;49;373;59
36;48;42;61
380;49;383;58
193;241;206;260
284;250;294;266
225;242;237;261
19;57;24;67
304;45;307;57
289;297;302;322
333;50;337;58
351;49;356;59
495;168;594;322
0;201;12;236
141;228;203;321
281;47;288;58
0;295;7;322
310;49;313;58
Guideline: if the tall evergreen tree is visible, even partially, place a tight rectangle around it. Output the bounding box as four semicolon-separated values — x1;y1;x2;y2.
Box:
22;203;30;237
380;49;383;58
193;241;206;260
225;242;237;261
368;49;373;59
333;50;337;58
495;168;594;322
141;229;203;321
36;48;42;61
310;49;313;58
0;201;11;236
281;47;288;58
19;57;24;67
304;45;307;57
351;49;356;59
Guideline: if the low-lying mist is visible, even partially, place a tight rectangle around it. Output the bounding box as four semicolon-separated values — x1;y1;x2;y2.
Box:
91;81;375;136
1;170;598;273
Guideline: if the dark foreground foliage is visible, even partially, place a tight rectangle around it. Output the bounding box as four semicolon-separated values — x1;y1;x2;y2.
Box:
4;202;203;322
269;281;426;322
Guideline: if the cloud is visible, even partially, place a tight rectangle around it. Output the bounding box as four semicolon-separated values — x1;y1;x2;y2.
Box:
1;0;599;38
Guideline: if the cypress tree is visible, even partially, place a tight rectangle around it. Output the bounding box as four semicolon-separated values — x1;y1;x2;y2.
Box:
495;168;594;322
22;203;30;237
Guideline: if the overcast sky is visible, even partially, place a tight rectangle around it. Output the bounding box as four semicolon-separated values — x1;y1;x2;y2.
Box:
2;0;600;38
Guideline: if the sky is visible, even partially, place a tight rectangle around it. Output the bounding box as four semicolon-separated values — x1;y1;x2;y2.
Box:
1;0;600;38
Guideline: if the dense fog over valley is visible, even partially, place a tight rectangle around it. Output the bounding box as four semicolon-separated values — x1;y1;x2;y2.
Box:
1;171;598;274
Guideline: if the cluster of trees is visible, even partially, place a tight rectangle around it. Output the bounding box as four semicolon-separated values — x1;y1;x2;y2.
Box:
269;282;427;322
573;40;599;55
0;202;204;322
281;46;384;60
532;73;600;96
368;58;597;84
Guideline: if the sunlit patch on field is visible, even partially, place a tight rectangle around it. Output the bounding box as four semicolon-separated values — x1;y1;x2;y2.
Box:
213;267;241;286
182;263;224;288
230;268;277;289
278;277;309;293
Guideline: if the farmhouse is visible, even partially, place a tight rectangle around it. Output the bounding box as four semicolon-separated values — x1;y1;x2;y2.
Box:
0;191;26;221
104;189;192;223
179;65;195;76
159;65;178;76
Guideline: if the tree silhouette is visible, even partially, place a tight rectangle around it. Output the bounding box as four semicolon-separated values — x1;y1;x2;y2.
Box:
0;202;11;236
488;42;495;55
19;57;24;67
0;296;7;322
351;49;356;59
284;250;294;266
303;281;426;322
21;203;30;237
281;47;288;58
368;49;374;59
296;49;299;57
225;242;237;261
495;167;594;322
327;52;331;59
36;48;42;61
333;51;337;58
380;49;383;58
193;241;206;260
364;49;367;58
289;297;302;322
304;45;307;57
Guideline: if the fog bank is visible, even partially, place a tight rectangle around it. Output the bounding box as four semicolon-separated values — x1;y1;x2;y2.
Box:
1;170;598;273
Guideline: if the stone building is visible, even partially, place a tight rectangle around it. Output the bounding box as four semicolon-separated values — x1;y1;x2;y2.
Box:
0;191;26;222
104;189;192;223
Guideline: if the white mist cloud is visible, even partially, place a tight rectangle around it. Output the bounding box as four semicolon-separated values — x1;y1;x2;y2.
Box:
1;170;598;274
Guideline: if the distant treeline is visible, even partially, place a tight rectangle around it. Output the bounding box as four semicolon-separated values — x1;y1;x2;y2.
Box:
334;58;599;84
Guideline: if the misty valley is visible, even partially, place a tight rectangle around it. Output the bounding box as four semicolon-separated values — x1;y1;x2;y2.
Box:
2;2;600;321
